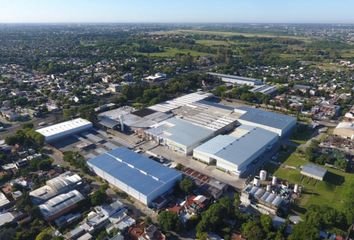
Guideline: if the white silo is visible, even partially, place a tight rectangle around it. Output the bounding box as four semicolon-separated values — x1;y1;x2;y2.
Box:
253;176;260;187
259;170;267;181
294;184;299;193
272;176;277;186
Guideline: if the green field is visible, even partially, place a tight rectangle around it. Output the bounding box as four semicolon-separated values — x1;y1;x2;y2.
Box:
160;29;311;41
136;47;212;57
196;39;231;46
268;150;354;213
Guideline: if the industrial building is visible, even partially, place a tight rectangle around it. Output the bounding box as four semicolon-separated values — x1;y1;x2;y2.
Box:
39;190;85;221
208;72;263;86
193;125;279;175
235;106;297;137
148;91;213;113
30;171;83;205
172;100;241;133
241;184;289;215
145;117;215;155
36;118;92;142
333;121;354;140
98;106;172;132
250;84;277;95
301;164;327;181
87;147;182;206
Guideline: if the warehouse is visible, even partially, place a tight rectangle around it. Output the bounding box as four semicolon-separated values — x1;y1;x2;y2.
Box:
172;100;241;133
87;147;182;206
208;72;263;86
36;118;92;142
301;164;327;181
333;121;354;140
145;117;215;155
148;91;213;113
235;106;297;137
39;190;84;221
193;125;279;175
30;171;83;205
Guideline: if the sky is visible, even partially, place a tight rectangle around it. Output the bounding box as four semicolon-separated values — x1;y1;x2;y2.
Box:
0;0;354;24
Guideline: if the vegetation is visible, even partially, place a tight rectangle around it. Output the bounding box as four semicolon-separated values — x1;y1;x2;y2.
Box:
157;211;182;232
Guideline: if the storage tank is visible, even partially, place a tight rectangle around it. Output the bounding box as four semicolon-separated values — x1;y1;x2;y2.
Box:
253;176;260;187
294;184;299;193
272;176;277;186
266;184;272;192
259;170;267;181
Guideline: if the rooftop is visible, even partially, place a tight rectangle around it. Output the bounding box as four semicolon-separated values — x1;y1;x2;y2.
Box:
148;91;213;113
236;106;296;130
146;117;215;148
301;164;327;180
87;147;182;197
39;190;84;219
194;126;278;168
36;118;92;137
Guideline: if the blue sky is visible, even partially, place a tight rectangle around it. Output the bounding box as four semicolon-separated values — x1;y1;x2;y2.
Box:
0;0;353;24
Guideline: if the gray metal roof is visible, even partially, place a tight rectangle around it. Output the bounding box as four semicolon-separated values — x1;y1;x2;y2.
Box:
237;106;296;130
87;147;182;197
39;190;84;219
146;117;215;148
195;126;278;168
301;164;327;179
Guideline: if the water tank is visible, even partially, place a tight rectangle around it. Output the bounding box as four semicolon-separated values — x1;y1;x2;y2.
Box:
266;184;272;192
253;176;260;187
294;184;299;193
272;176;277;186
259;170;267;181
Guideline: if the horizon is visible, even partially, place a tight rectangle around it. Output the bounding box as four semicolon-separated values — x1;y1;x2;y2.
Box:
1;0;354;24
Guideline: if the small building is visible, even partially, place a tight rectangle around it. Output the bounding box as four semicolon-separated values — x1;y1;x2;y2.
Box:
144;72;167;82
193;125;279;176
301;164;327;181
39;190;85;221
235;106;297;137
145;117;215;155
87;147;182;206
36;118;92;142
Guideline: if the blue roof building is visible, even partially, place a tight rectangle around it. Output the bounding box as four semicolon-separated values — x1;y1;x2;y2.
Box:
193;126;279;175
235;106;297;137
87;147;182;205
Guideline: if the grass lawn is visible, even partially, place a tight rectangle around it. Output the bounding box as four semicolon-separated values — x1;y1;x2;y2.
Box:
270;150;354;213
136;47;212;58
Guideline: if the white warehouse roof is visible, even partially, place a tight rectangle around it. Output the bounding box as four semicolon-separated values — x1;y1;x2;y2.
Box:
36;118;92;142
194;126;279;174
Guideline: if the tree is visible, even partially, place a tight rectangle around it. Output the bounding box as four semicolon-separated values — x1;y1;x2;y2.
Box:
242;221;265;240
90;185;108;206
35;229;52;240
289;221;319;240
179;177;195;194
260;214;273;233
158;211;181;232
